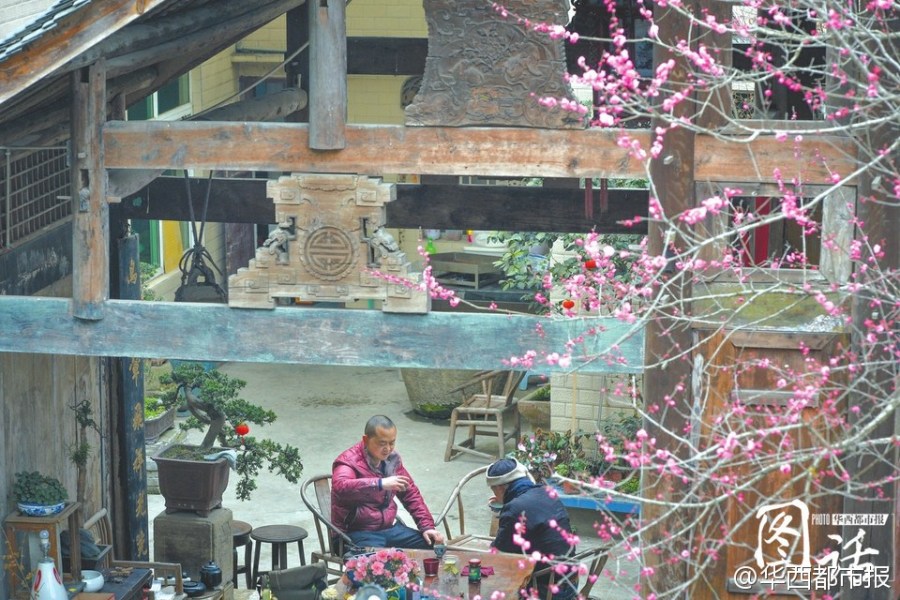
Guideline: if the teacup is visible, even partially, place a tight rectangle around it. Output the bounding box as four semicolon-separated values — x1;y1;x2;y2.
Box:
432;543;446;559
423;557;440;576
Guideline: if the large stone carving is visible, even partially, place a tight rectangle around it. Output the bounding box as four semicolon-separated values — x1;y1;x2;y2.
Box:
228;174;429;313
405;0;584;129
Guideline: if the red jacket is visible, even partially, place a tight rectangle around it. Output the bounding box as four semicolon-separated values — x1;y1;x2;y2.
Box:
331;441;436;533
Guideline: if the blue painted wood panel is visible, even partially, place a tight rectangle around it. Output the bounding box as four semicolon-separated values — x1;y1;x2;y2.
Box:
0;296;644;374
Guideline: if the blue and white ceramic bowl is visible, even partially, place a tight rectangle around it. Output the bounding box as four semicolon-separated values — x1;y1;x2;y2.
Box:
17;501;65;517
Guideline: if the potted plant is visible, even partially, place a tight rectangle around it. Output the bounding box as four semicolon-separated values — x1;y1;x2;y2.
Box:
516;383;551;430
514;428;590;484
595;413;641;485
152;362;303;515
13;471;69;516
400;368;492;420
488;230;641;310
144;395;176;442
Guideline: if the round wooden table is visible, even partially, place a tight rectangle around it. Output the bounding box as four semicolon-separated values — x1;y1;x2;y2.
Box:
250;524;309;587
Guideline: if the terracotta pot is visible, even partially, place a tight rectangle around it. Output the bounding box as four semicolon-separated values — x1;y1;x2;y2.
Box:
400;368;497;420
561;480;580;495
517;398;551;430
151;444;231;516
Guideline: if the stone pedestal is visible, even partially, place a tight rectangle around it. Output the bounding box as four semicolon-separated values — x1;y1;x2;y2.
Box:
153;508;234;599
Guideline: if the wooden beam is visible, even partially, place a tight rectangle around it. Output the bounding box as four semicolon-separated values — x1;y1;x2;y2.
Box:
119;176;649;233
105;122;647;178
0;0;170;105
347;37;427;75
0;296;645;373
309;0;347;149
196;88;308;122
108;89;308;198
387;184;647;233
68;0;301;74
71;62;109;320
693;133;857;185
106;0;305;78
103;121;855;184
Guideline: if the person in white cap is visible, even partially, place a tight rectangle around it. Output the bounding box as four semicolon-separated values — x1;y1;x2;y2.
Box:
486;458;577;600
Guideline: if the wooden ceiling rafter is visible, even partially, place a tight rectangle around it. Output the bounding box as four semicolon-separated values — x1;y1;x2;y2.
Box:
0;0;173;106
0;0;305;146
66;0;300;75
107;0;305;78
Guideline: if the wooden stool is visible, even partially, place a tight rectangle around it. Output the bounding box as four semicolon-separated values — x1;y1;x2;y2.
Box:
232;520;253;588
250;524;308;587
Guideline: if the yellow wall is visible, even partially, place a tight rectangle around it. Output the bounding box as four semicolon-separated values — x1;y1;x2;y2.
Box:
188;5;426;122
346;0;427;37
348;76;409;124
148;4;430;299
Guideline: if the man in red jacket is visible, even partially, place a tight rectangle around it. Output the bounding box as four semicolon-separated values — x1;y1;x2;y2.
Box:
332;415;446;550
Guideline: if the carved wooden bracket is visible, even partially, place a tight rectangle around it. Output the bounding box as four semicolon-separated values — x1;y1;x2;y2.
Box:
228;174;430;313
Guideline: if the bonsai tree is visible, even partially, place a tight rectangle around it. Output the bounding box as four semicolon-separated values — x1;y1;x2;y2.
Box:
68;397;100;507
13;471;68;506
159;362;303;500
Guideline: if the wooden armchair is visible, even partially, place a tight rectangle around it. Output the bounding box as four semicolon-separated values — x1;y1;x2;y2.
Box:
299;474;355;583
83;508;185;597
444;370;526;461
432;465;494;550
529;544;612;600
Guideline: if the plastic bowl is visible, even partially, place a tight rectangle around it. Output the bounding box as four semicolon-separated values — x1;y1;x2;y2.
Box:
81;570;104;592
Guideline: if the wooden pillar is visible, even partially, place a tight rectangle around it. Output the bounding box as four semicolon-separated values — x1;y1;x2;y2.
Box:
695;0;732;130
114;235;150;561
844;50;899;600
71;61;109;320
641;0;699;597
308;0;347;149
285;4;310;124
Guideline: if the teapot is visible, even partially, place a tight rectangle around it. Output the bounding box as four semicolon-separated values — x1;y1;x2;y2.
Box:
199;560;223;588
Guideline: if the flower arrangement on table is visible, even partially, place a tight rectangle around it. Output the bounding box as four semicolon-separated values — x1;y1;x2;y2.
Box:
346;548;422;590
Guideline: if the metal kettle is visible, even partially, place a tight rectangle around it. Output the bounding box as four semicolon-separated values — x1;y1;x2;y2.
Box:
199;560;223;588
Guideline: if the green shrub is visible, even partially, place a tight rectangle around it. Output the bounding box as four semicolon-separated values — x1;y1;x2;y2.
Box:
145;397;168;419
13;471;68;505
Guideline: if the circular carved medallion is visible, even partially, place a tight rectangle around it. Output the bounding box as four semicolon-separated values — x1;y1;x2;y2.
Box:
302;226;357;281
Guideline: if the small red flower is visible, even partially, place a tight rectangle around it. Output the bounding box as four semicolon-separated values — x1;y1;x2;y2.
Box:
562;299;575;309
235;423;250;436
584;259;597;270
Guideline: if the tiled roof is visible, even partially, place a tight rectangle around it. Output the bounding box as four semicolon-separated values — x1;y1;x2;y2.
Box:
0;0;91;63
